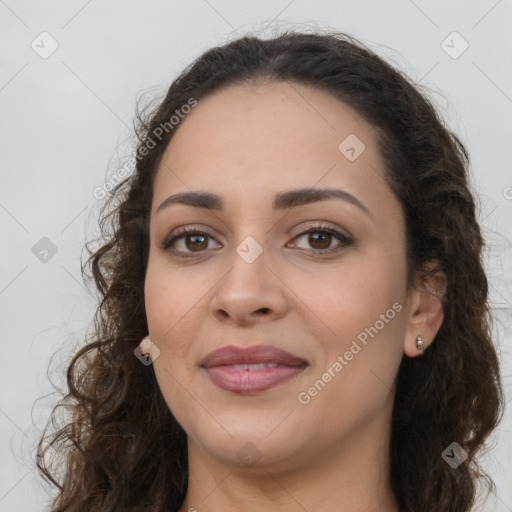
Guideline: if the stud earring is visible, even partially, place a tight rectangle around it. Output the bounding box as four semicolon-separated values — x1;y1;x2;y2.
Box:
140;336;152;357
416;335;424;356
136;335;161;364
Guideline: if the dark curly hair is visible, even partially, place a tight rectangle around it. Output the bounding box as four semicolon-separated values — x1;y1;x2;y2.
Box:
35;29;505;512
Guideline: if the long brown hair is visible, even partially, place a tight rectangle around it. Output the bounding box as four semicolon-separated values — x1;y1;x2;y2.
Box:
36;29;504;512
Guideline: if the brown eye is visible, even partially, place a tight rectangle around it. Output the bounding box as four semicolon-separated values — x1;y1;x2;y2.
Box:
184;233;208;252
291;224;353;255
162;228;221;258
307;231;332;250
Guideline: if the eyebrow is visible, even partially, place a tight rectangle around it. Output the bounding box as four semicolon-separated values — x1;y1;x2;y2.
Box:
156;188;371;218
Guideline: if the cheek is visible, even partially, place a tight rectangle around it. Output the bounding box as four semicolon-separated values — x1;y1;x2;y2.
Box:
297;284;405;438
144;260;202;388
144;262;202;424
318;257;405;402
305;251;404;330
145;258;201;333
304;250;406;391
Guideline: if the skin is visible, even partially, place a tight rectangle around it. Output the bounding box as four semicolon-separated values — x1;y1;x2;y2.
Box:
143;80;445;512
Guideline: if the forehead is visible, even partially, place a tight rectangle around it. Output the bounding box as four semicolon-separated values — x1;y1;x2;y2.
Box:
152;80;389;214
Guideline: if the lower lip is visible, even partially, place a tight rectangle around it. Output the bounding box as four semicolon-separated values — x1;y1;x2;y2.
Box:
203;364;307;394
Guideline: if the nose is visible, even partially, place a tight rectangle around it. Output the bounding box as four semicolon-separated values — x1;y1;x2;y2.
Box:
209;244;288;326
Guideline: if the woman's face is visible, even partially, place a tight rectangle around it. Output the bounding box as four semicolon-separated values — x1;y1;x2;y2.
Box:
144;80;414;471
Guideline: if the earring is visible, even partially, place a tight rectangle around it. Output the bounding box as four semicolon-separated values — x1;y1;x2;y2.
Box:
140;336;152;357
416;335;424;356
137;335;161;364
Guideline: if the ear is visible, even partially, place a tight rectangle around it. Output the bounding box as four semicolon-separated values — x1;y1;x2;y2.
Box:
403;264;447;358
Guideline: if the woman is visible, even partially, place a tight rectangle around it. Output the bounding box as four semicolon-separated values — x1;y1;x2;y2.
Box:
36;30;504;512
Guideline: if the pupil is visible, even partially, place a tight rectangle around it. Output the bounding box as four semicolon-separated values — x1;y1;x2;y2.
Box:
310;232;330;249
186;234;207;251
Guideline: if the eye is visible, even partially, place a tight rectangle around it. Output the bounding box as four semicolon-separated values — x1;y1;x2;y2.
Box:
288;222;353;254
162;222;353;259
162;226;221;258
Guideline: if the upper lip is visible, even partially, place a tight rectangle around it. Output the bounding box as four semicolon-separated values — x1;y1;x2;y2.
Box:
200;344;308;368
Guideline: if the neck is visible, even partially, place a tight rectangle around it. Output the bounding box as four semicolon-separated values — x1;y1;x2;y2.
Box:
177;406;399;512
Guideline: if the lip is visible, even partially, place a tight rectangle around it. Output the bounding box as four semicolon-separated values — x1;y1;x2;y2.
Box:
200;344;308;394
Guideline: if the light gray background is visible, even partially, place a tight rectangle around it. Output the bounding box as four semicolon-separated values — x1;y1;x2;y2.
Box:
1;1;511;511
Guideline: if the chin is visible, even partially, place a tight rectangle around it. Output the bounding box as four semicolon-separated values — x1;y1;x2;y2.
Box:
191;428;309;472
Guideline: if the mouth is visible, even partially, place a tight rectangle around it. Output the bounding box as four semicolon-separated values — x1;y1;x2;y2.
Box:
200;344;308;394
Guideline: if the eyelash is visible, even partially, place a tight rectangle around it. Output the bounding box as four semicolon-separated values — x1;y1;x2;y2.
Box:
161;222;353;259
